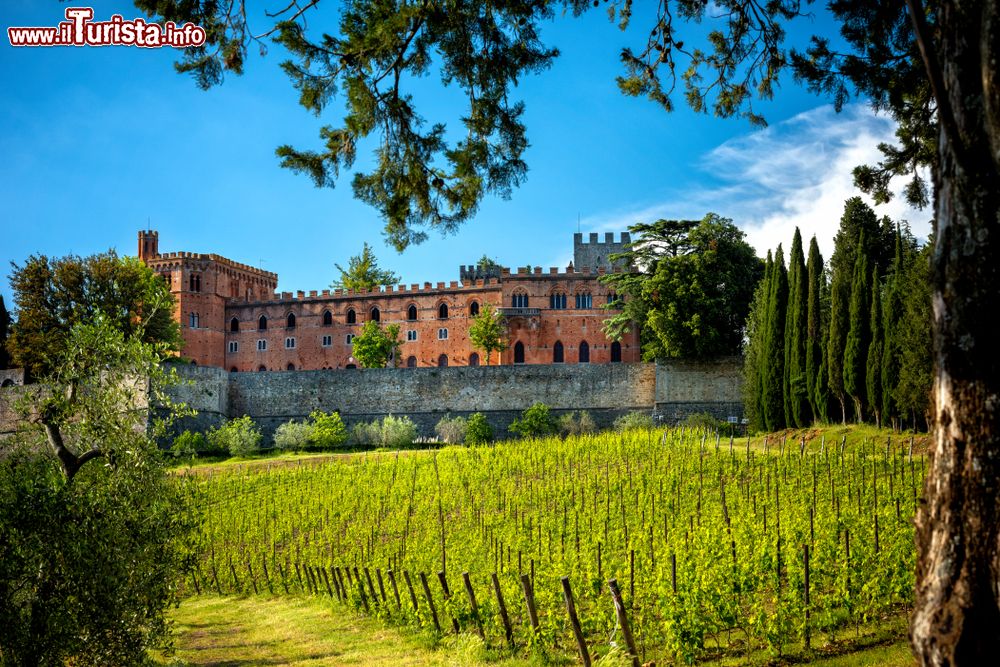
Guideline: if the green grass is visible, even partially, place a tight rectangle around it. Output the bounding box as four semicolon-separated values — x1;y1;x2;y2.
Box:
154;595;550;666
155;595;914;666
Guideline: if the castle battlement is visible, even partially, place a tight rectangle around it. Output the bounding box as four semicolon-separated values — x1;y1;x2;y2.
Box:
151;251;278;280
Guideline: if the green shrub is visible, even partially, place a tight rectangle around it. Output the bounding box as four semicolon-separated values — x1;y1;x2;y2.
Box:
351;415;418;448
558;410;598;437
509;402;558;438
169;430;204;461
208;416;262;457
435;415;468;444
274;420;314;451
614;411;655;432
309;410;348;449
465;413;494;445
381;415;418;448
681;412;737;436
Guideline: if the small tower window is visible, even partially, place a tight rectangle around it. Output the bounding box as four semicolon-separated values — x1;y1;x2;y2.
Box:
258;315;268;330
346;308;356;324
469;301;480;316
230;317;239;332
438;303;449;319
370;307;380;322
189;274;201;292
323;310;333;326
407;304;418;321
286;313;296;329
189;312;200;329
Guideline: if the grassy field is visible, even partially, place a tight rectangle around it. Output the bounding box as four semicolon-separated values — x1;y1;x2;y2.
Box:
155;594;915;666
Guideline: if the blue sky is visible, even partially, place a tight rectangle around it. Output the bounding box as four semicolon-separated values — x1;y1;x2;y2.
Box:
1;1;931;310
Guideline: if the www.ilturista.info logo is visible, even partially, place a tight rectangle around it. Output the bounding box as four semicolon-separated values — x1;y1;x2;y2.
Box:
8;8;206;48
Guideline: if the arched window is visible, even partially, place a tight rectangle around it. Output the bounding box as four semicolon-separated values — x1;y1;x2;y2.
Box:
286;313;296;328
438;354;449;367
550;293;567;309
230;367;238;373
370;307;380;322
407;304;418;321
346;308;356;324
514;341;525;364
469;352;480;367
511;292;529;308
610;341;622;363
553;341;564;363
258;365;267;372
286;363;295;371
438;303;449;319
258;315;268;330
470;301;480;316
230;317;240;332
323;310;333;326
1;379;14;388
345;363;357;369
406;355;417;368
579;341;590;363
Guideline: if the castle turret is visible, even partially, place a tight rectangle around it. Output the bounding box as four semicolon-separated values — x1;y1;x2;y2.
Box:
138;230;159;262
573;231;631;273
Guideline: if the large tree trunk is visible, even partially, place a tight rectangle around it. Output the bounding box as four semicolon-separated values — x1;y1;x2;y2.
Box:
910;0;1000;663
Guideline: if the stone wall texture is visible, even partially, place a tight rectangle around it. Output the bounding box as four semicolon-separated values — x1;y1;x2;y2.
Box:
2;359;745;440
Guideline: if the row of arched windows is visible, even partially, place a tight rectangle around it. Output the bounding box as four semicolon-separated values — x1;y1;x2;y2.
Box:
229;302;481;332
510;341;621;364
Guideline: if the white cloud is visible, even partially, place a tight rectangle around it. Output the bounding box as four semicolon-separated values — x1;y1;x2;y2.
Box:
578;104;933;261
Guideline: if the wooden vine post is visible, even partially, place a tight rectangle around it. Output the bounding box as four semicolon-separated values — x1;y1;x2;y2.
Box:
561;576;591;666
607;578;639;667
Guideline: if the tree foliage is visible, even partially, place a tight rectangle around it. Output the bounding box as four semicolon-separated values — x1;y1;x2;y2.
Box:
351;320;402;368
805;237;825;422
468;307;508;364
602;213;762;360
843;231;872;422
784;229;810;427
332;242;399;292
509;402;558;439
0;316;197;664
208;415;263;457
6;252;180;380
761;246;788;431
0;294;10;370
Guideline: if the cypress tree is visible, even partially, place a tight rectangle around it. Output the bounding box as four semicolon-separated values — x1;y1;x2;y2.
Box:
814;326;831;423
881;227;905;429
742;252;772;433
0;295;9;370
762;246;788;432
784;228;809;427
843;230;872;423
827;269;850;423
866;269;884;428
805;237;824;421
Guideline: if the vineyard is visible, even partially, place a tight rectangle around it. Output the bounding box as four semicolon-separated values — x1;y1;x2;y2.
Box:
188;428;924;664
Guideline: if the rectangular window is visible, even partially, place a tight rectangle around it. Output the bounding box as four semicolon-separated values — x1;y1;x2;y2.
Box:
407;330;418;341
189;312;200;328
550;294;567;309
321;335;332;347
228;341;238;353
257;339;267;351
285;337;296;349
346;334;355;345
438;328;448;340
512;294;528;308
575;294;592;309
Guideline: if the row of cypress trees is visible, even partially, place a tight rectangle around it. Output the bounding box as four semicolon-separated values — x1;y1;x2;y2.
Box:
744;197;933;432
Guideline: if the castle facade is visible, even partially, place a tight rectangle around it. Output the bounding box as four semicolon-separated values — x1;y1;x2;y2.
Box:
138;230;641;371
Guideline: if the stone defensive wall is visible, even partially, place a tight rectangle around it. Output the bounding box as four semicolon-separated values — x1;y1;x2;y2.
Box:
1;359;744;440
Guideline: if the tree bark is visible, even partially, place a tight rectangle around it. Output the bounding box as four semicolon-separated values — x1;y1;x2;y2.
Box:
911;1;1000;663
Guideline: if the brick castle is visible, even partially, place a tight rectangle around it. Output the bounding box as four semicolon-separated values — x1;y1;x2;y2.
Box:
138;230;641;371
